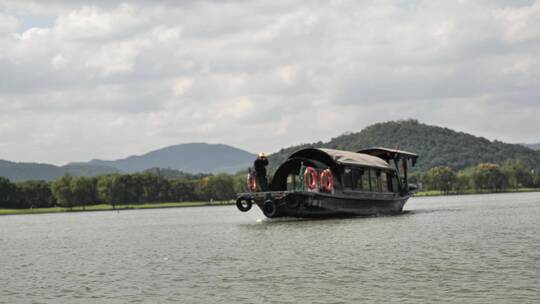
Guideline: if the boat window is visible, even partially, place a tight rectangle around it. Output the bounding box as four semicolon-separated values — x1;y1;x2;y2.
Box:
352;168;365;191
371;169;382;192
343;167;352;190
286;174;299;191
361;169;370;191
381;171;389;192
365;169;372;192
386;172;394;192
352;168;362;190
391;174;399;193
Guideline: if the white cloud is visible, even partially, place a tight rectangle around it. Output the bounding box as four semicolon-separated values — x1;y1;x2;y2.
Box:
18;26;50;40
51;53;67;69
0;12;19;33
153;25;182;43
172;77;193;97
85;39;150;76
495;1;540;44
0;0;539;164
54;4;144;41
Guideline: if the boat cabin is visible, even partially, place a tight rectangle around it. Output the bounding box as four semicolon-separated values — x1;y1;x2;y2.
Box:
268;147;417;196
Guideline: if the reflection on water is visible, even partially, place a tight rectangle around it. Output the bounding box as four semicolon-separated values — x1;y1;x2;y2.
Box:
1;192;540;303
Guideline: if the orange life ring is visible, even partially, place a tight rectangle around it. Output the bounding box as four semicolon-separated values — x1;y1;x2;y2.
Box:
320;169;333;192
247;174;257;192
304;166;318;190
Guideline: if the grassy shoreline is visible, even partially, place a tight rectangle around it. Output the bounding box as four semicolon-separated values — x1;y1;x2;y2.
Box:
0;201;235;216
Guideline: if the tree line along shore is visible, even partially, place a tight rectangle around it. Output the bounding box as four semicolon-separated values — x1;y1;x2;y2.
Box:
1;159;540;214
0;170;244;212
410;159;540;195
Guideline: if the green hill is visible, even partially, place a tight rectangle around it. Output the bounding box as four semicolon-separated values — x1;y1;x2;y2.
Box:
268;120;540;171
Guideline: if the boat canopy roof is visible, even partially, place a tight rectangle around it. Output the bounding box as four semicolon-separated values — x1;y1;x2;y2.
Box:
288;148;392;170
357;147;418;165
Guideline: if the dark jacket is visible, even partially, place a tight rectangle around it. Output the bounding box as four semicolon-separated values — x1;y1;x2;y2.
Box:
254;157;268;176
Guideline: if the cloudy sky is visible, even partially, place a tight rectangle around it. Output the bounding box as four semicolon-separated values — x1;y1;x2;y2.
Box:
1;0;539;165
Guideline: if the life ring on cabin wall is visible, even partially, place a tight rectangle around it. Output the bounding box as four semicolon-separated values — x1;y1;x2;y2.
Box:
247;174;257;192
320;169;333;192
304;166;318;190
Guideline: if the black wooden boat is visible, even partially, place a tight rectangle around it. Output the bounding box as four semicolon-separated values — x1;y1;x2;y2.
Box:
236;147;418;218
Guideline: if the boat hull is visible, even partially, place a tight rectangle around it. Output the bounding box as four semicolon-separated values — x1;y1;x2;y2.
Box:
246;191;409;218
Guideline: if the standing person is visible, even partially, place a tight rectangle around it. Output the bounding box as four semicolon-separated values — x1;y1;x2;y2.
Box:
254;152;269;191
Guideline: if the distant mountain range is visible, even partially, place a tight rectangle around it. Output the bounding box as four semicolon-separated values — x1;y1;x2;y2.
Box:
85;143;256;174
522;143;540;150
2;121;540;181
0;143;256;182
0;160;121;182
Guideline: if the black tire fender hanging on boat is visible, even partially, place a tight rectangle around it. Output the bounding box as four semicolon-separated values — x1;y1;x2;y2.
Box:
262;199;278;218
236;197;252;212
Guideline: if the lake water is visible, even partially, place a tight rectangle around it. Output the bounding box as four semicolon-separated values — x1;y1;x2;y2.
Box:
1;192;539;303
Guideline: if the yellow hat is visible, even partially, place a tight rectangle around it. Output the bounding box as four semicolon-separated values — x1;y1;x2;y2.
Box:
258;152;266;157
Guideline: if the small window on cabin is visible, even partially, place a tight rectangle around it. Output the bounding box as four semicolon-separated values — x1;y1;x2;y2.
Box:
385;172;394;192
362;169;371;191
352;169;364;191
286;174;298;191
391;174;399;193
371;170;382;192
381;171;389;192
343;167;352;190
